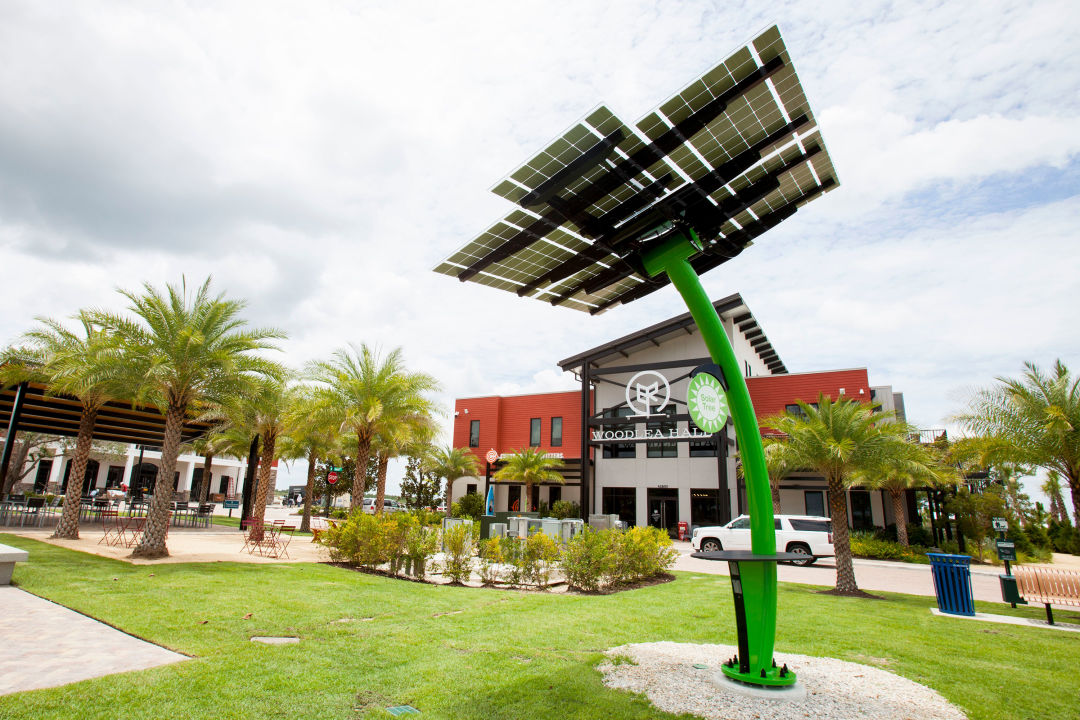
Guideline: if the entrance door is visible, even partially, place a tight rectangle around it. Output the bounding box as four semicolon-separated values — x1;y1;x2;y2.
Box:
647;488;679;538
850;490;873;530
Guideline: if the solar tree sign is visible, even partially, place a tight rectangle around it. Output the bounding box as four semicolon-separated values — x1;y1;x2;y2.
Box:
435;26;838;689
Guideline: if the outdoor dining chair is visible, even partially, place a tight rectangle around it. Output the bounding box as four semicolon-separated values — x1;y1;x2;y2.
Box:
98;509;124;546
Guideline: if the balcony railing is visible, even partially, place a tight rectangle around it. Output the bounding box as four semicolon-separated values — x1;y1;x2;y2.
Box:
912;429;947;445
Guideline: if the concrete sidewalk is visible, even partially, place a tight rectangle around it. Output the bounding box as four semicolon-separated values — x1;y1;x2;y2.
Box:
0;586;186;695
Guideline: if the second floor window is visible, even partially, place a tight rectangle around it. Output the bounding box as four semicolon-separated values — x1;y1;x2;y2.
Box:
469;420;480;447
530;418;541;447
551;417;563;447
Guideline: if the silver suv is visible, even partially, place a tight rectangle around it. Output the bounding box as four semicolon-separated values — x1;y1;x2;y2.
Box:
691;514;834;566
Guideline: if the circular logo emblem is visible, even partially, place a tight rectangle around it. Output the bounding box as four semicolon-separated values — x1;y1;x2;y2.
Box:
687;373;729;433
485;449;499;464
625;370;671;417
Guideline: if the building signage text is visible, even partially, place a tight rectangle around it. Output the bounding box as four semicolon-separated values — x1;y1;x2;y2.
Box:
591;427;712;441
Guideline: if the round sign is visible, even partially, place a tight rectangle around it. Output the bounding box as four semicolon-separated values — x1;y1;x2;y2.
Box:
687;373;730;433
327;471;339;485
625;369;671;416
485;449;499;464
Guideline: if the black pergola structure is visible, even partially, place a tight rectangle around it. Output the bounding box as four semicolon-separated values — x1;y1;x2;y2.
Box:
0;381;216;497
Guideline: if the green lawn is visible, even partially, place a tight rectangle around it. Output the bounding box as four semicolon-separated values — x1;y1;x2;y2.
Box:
1;533;1076;720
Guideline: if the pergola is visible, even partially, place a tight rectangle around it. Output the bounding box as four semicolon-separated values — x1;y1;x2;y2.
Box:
0;381;215;494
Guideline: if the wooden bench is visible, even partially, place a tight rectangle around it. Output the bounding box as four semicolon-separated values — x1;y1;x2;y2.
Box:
1014;565;1080;624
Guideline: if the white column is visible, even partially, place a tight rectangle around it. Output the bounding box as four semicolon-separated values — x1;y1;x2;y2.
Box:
182;460;196;496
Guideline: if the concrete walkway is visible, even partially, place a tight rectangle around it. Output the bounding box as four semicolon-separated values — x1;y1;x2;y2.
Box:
0;586;186;695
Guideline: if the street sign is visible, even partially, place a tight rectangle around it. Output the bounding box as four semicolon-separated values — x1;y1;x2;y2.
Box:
223;500;240;509
996;540;1017;562
992;517;1008;532
485;449;499;464
327;471;339;485
331;466;343;472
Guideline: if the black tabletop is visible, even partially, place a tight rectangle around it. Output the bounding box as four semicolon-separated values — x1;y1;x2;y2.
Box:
691;551;806;562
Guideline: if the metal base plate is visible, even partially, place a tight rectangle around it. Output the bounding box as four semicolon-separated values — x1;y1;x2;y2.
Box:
710;671;806;701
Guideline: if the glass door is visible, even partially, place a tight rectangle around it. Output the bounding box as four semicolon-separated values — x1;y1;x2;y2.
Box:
647;488;679;538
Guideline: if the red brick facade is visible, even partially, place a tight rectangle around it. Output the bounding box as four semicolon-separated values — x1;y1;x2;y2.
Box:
452;391;587;463
748;368;872;433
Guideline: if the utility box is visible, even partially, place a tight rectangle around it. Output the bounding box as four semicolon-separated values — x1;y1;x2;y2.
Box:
489;523;507;539
588;513;610;530
999;574;1026;605
541;518;562;538
560;518;584;542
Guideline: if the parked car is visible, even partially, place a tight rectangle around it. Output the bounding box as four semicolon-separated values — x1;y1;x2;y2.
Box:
362;498;404;513
690;514;833;566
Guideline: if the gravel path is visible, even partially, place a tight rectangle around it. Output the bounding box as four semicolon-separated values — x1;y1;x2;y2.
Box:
599;642;967;720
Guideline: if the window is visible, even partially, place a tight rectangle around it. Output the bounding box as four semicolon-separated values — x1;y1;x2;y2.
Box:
550;417;563;447
690;489;721;526
466;483;477;496
33;460;52;493
785;402;818;418
602;407;637;459
529;418;541;447
548;486;561;504
689;436;718;457
646;406;677;458
745;360;752;377
727;516;751;530
507;485;522;512
804;490;825;517
790;518;831;533
603;487;636;525
469;420;480;448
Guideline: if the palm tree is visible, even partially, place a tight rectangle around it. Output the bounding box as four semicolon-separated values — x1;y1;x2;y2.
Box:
280;390;341;532
855;439;950;546
958;360;1080;527
307;344;438;512
424;445;480;516
1042;470;1070;525
758;440;793;513
224;375;296;539
373;411;436;513
14;318;127;539
492;447;564;514
91;277;284;559
765;395;914;595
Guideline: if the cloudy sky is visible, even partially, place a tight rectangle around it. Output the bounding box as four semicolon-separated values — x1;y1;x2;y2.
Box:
1;1;1077;505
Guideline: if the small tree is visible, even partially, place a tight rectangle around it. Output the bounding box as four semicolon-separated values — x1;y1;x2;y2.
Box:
400;456;440;509
424;445;480;516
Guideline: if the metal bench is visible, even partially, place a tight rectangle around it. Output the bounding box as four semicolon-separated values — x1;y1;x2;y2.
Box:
1014;565;1080;624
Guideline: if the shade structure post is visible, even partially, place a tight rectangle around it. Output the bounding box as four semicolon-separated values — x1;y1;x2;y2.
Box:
643;231;788;688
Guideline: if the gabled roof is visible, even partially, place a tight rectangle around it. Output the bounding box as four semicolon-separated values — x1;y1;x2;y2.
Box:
557;292;786;373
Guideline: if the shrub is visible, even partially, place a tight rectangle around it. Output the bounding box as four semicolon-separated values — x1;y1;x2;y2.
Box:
404;524;438;579
611;526;678;583
477;538;504;585
451;493;485;521
409;508;444;528
850;531;930;564
1048;520;1080;554
441;523;476;584
906;523;934;547
525;532;561;588
550;500;580;520
499;536;528;587
330;508;348;519
560;527;612;592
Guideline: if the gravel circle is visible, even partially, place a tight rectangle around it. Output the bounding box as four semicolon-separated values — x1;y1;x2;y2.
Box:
599;642;967;720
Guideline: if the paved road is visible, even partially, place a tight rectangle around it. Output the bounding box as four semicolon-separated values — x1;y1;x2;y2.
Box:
673;542;1011;604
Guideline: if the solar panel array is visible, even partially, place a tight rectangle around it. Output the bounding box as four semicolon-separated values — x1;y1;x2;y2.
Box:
435;26;838;314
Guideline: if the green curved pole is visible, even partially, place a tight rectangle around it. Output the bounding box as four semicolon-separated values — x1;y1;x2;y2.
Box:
643;230;791;687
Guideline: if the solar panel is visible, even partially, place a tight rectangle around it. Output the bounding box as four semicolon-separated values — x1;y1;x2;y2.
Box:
435;25;838;314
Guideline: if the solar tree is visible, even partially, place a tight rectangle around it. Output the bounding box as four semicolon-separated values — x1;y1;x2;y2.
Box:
436;26;837;689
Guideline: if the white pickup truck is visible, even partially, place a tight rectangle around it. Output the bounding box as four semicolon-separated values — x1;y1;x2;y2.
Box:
691;514;834;566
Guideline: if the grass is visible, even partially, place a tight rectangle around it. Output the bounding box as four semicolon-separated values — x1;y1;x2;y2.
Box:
1;533;1077;720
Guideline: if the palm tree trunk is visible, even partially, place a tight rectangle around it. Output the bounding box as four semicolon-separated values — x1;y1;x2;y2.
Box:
199;452;214;503
352;435;371;511
828;475;859;594
1069;473;1080;529
526;482;534;513
444;476;453;517
300;451;317;533
375;453;389;513
771;479;781;514
53;405;98;539
891;490;908;546
248;431;277;542
133;403;185;559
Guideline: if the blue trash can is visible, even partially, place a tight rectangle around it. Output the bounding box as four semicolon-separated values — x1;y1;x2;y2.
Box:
927;553;975;616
